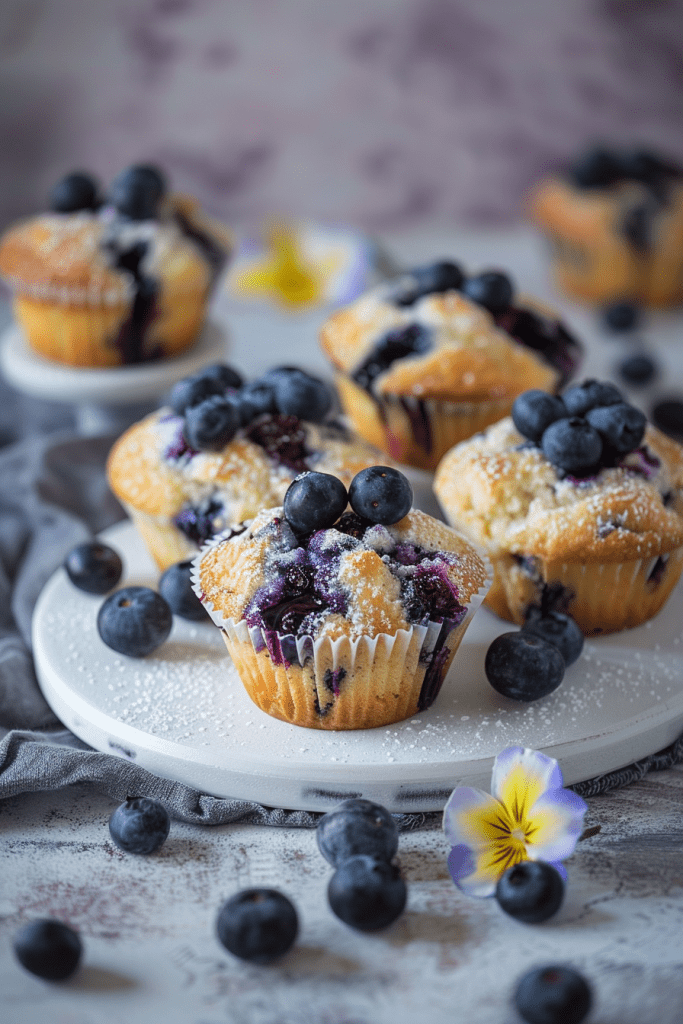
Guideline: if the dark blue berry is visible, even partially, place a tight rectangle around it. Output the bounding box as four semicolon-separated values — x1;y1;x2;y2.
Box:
393;261;464;306
541;417;603;475
328;855;407;932
183;394;241;451
316;798;399;867
239;379;277;416
349;466;413;525
13;919;82;981
485;632;565;701
496;861;565;924
216;889;298;963
109;796;170;854
522;611;584;667
562;380;624;417
585;402;646;455
601;300;640;333
283;471;348;535
49;171;99;213
109;164;166;220
570;146;620;188
462;270;514;313
273;369;333;423
512;391;567;443
159;560;208;621
514;965;592;1024
618;353;657;387
352;323;433;393
64;542;123;595
200;362;243;391
97;586;173;657
651;398;683;439
618;147;666;184
621;202;653;251
170;372;225;415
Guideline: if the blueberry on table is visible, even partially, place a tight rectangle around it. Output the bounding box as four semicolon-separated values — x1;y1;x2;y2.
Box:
348;466;413;525
109;796;170;855
64;542;123;595
485;632;565;701
618;353;657;387
512;391;567;443
562;380;623;417
316;798;399;867
541;418;603;475
328;855;407;931
601;300;640;333
159;561;208;621
13;918;82;981
97;586;173;657
283;471;348;535
495;861;565;924
585;402;646;455
272;368;333;423
108;164;166;220
183;394;241;451
522;611;584;667
49;171;100;213
462;270;514;313
216;889;298;964
514;964;592;1024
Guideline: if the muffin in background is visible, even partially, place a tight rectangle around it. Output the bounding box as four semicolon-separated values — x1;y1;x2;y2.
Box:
319;261;582;471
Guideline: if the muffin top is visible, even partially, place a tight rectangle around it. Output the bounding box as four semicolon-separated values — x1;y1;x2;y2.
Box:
320;263;582;402
195;505;489;642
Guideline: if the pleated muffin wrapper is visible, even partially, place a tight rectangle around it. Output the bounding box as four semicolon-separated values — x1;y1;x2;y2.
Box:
192;545;492;731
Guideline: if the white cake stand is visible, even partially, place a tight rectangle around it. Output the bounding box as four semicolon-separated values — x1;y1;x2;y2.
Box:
0;320;228;435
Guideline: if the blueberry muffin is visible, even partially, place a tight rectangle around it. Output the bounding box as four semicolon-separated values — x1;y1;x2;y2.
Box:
529;145;683;307
194;468;490;729
320;262;582;471
434;381;683;635
107;364;390;571
0;165;232;367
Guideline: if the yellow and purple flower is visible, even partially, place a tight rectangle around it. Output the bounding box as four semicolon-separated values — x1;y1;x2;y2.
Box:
443;746;588;897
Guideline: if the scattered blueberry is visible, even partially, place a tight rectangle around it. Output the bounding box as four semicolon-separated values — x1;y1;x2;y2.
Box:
601;300;640;333
216;889;298;964
283;471;348;535
328;855;407;932
200;362;244;391
514;965;592;1024
159;560;208;621
522;610;584;667
13;919;82;982
97;586;173;657
651;398;683;439
617;353;657;387
495;861;565;924
64;542;123;595
570;146;620;188
183;394;241;451
272;369;333;423
169;371;226;415
541;418;603;475
316;798;399;867
512;391;567;444
393;260;464;305
109;796;170;855
562;380;623;417
462;270;514;313
485;632;565;701
49;171;99;213
348;466;413;525
585;402;646;455
109;164;166;220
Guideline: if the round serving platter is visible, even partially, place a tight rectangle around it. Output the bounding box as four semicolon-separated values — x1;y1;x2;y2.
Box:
33;519;683;812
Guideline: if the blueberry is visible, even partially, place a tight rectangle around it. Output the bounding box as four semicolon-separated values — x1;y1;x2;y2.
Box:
495;861;565;924
109;796;170;855
562;380;624;417
13;919;82;981
283;471;348;535
522;611;584;667
485;632;565;701
348;466;413;525
49;171;99;213
621;202;652;251
601;300;640;333
462;270;514;313
512;391;567;443
393;260;464;306
569;145;620;188
109;164;166;220
216;889;298;964
352;323;433;393
618;353;657;387
514;965;592;1024
159;560;208;621
585;402;646;455
316;798;399;867
541;417;602;475
328;855;407;932
651;398;683;439
170;371;227;415
239;379;278;418
273;369;333;423
200;362;244;391
97;586;173;657
64;542;123;595
618;147;666;184
183;394;241;451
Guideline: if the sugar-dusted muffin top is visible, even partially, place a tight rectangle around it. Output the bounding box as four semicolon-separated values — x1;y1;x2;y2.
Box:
435;416;683;564
196;506;489;642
